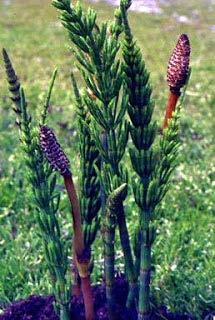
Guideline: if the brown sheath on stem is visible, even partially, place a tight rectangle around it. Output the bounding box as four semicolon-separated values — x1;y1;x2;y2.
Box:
64;175;94;320
162;91;179;132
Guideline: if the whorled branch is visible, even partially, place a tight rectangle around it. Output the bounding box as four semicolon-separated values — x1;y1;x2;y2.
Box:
2;50;70;320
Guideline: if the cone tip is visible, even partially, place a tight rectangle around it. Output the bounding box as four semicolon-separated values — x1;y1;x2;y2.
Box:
2;48;8;58
178;34;191;51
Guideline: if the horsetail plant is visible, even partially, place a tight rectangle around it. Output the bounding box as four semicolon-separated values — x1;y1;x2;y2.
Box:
39;125;94;320
53;0;190;318
120;3;157;318
52;1;138;316
71;74;101;301
3;0;191;319
71;74;101;253
120;1;191;319
2;50;70;320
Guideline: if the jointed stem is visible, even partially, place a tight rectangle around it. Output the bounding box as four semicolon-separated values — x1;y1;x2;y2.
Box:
104;198;117;320
104;184;128;320
64;175;94;320
138;212;151;320
117;204;138;308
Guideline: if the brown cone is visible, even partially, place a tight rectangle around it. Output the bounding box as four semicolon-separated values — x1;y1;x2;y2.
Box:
39;125;71;176
167;34;191;95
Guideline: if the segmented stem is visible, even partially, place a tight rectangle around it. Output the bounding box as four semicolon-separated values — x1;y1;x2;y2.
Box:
104;184;127;320
138;212;151;320
117;199;138;308
3;50;70;320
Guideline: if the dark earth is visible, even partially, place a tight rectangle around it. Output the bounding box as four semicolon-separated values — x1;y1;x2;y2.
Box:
1;274;213;320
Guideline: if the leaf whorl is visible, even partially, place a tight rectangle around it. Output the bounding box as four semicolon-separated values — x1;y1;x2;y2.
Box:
167;34;191;95
39;125;71;177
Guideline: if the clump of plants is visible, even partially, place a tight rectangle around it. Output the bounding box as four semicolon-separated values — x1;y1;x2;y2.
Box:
2;0;191;319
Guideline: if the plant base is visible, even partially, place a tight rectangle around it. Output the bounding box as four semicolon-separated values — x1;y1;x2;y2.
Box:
0;275;199;320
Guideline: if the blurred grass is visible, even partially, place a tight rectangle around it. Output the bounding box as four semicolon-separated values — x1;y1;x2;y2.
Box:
0;0;214;318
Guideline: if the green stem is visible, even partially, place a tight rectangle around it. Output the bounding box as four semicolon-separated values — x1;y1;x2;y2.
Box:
138;212;151;320
117;204;138;308
104;184;127;320
104;202;116;320
60;306;71;320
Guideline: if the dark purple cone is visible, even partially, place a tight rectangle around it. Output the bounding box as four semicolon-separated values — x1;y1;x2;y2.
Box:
167;34;191;95
39;125;71;176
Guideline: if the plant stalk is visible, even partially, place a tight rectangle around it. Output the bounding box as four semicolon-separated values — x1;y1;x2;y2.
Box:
162;91;179;131
72;252;81;296
138;212;151;320
104;205;116;320
117;204;138;308
64;175;94;320
64;174;84;256
104;184;127;320
60;306;71;320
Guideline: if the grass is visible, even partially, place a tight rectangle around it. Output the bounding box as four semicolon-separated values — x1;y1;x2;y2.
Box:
0;0;214;318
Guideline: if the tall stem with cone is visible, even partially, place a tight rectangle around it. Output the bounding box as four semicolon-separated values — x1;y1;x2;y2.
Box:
40;126;94;320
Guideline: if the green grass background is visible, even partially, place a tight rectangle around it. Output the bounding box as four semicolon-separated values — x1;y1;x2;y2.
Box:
0;0;214;318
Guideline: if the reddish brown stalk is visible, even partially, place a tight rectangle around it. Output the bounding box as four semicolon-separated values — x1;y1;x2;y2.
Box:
162;91;179;131
64;175;84;256
81;277;94;318
64;175;94;320
72;253;82;296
